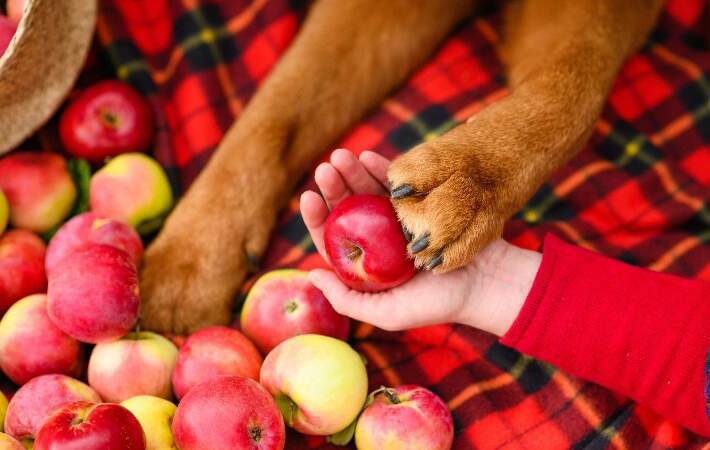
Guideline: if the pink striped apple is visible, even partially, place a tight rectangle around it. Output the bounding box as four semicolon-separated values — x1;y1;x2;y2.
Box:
89;153;173;234
241;269;350;354
4;374;100;446
0;230;47;313
0;433;23;450
0;294;83;385
355;385;454;450
88;331;178;402
260;334;368;436
172;376;285;450
0;152;76;233
47;244;139;343
45;212;142;276
172;326;262;400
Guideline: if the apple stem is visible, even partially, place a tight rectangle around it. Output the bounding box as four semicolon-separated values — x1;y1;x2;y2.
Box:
383;388;401;405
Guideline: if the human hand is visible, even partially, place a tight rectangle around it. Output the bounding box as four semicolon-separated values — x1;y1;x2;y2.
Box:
300;149;541;335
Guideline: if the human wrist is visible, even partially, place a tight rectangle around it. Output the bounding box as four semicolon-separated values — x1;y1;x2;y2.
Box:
457;240;542;337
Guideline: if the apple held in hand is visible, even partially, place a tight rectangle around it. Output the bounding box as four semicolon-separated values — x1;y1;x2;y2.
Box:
0;190;8;234
260;334;368;436
34;401;146;450
172;326;262;400
121;396;176;450
0;433;23;450
0;152;76;233
0;230;46;313
0;294;83;385
355;385;454;450
324;194;415;292
241;269;350;353
47;244;139;343
172;376;285;450
59;80;154;163
88;331;178;402
46;211;142;277
89;153;173;234
4;374;100;445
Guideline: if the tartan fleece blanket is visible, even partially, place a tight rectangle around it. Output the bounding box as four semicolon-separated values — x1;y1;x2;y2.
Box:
32;0;710;448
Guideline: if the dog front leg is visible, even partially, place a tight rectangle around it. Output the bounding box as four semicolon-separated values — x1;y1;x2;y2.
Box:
140;0;477;333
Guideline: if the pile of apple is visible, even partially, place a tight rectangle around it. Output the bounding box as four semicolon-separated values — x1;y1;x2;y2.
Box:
0;76;453;449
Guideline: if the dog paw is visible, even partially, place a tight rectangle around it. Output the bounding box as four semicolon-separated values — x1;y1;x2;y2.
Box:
138;183;268;335
387;133;507;272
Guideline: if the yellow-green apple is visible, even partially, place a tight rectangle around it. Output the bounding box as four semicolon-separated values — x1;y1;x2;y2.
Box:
355;385;454;450
172;326;262;400
0;294;83;385
0;152;77;233
172;376;285;450
89;153;173;234
59;80;154;164
0;17;16;58
0;433;23;450
88;331;178;402
323;194;415;292
6;0;26;23
4;374;100;446
0;190;8;234
121;396;176;450
46;212;142;276
47;244;139;343
260;334;368;436
0;391;7;431
34;401;146;450
0;230;46;313
241;269;350;354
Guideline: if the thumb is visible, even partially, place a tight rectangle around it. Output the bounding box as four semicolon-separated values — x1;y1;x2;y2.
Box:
308;269;354;315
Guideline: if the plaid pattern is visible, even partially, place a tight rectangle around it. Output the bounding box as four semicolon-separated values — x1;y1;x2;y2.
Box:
26;0;710;448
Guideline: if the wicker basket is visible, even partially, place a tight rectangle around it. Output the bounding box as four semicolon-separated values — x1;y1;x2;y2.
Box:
0;0;97;154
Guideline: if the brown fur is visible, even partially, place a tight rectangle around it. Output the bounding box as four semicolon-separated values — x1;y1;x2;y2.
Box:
140;0;664;333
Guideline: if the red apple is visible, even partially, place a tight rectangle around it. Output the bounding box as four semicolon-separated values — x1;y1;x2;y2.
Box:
0;229;46;313
324;194;415;292
172;376;285;450
0;17;16;57
172;326;262;400
6;0;26;24
88;331;178;403
45;212;142;277
0;433;23;450
0;152;77;233
241;269;350;353
0;294;83;385
34;401;145;450
59;80;154;163
4;374;101;445
47;244;139;343
355;385;454;450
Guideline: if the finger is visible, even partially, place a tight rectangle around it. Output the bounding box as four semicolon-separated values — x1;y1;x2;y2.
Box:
299;191;329;259
359;151;391;187
330;149;387;195
314;162;351;209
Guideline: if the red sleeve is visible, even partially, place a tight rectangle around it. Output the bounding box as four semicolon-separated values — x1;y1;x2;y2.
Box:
501;234;710;436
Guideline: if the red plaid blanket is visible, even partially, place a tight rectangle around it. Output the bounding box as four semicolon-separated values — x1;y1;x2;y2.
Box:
34;0;710;448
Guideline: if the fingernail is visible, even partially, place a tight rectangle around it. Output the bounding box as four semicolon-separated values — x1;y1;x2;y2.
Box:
425;254;443;270
402;226;413;242
410;233;430;253
390;184;414;199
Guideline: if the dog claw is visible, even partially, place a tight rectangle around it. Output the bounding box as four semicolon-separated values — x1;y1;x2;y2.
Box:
425;254;443;270
390;184;414;199
410;233;430;253
402;226;413;242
